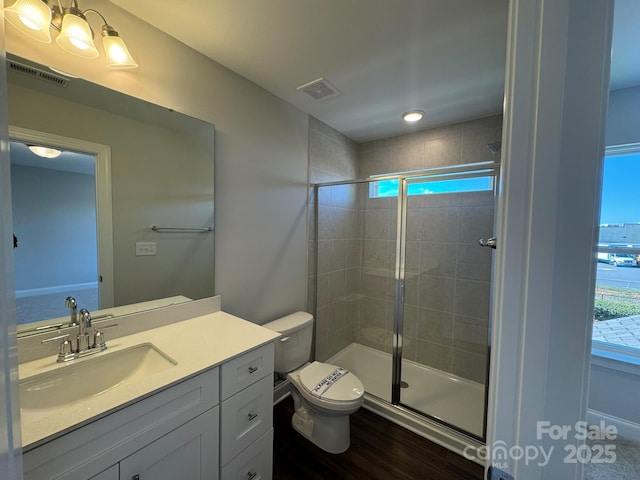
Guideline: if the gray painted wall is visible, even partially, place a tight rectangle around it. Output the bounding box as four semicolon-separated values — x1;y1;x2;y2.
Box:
11;165;97;291
6;0;309;326
8;84;215;307
605;86;640;147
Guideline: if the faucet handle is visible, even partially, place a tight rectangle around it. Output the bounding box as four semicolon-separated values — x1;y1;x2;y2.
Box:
92;330;106;350
92;323;118;350
42;334;75;362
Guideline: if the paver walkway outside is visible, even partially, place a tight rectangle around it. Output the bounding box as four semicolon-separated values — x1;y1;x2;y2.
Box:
592;315;640;349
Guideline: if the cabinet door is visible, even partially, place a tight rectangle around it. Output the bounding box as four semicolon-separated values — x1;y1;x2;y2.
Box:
90;465;118;480
120;406;219;480
220;376;273;465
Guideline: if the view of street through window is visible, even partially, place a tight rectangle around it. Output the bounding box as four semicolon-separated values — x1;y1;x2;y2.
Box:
594;261;640;349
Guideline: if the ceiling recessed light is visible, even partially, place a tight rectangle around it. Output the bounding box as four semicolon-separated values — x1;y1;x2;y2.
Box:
402;110;424;122
28;145;62;158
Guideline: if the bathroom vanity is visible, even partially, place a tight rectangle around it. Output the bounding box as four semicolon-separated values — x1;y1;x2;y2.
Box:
18;299;279;480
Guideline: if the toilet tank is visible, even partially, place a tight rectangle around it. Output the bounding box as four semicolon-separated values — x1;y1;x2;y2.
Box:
262;312;314;374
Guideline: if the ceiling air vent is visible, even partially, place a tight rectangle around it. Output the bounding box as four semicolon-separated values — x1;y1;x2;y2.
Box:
296;77;341;101
8;59;70;88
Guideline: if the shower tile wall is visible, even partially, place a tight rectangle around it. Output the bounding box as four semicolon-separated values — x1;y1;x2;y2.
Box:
357;114;501;384
355;193;397;355
358;115;502;178
402;191;494;384
308;114;501;382
307;117;359;361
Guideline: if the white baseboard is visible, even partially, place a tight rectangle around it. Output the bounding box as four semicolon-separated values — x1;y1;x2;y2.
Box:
16;282;98;298
587;408;640;442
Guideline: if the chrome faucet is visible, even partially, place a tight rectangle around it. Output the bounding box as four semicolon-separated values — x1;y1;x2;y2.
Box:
42;307;118;363
65;296;78;326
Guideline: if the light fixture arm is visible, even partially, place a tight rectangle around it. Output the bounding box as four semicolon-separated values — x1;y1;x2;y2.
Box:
82;8;110;28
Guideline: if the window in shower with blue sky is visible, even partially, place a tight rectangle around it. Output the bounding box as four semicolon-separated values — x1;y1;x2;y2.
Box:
370;175;493;198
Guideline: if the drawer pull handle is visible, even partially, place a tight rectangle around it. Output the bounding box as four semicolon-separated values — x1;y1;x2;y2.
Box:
132;475;140;480
247;472;258;480
248;366;259;374
247;412;258;421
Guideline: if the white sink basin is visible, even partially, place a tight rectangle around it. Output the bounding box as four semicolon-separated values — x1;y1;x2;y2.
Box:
20;343;177;411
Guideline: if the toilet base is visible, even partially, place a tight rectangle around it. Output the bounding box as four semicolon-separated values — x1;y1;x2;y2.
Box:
290;393;351;454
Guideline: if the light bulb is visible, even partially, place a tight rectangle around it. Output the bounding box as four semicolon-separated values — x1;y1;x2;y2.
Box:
402;110;424;123
4;0;52;43
28;146;62;158
56;10;99;58
102;27;138;69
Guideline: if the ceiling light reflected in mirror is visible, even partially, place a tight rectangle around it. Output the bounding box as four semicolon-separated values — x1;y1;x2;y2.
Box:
27;145;62;158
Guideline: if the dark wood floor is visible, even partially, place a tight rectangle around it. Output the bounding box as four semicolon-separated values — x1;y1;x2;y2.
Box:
273;396;484;480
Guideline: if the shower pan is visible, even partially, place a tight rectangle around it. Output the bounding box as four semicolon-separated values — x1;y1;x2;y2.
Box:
312;161;499;452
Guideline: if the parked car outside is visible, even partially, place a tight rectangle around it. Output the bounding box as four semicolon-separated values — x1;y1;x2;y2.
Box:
610;253;636;267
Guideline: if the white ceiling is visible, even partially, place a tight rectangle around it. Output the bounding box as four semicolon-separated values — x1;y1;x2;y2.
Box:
111;0;639;144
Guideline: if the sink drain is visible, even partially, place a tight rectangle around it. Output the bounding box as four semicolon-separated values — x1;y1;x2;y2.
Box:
400;381;409;388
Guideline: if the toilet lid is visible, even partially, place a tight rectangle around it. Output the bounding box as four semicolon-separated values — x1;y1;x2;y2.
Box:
299;361;364;401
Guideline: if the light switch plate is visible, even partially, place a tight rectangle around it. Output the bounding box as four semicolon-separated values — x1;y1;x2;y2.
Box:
135;242;156;256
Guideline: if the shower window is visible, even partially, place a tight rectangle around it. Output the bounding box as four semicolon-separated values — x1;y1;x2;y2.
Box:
370;175;493;198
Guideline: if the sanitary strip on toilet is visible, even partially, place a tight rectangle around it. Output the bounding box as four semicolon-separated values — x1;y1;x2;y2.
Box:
311;367;348;397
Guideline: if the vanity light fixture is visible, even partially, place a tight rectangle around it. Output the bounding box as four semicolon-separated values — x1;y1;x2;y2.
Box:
402;110;424;123
28;145;63;158
5;0;138;69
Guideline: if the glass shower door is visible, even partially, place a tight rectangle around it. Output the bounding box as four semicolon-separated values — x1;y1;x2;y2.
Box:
395;169;497;439
314;180;397;404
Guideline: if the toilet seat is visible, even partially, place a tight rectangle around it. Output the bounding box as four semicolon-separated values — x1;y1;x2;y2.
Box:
299;361;364;402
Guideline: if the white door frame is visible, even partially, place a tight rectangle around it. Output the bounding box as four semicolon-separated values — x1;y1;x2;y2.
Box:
9;126;114;309
487;0;614;478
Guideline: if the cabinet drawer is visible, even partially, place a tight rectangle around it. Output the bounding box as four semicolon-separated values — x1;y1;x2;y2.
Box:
221;343;274;400
221;429;273;480
220;375;273;465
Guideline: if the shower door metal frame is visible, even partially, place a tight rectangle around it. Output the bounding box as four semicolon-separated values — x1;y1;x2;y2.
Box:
313;160;500;441
389;161;501;442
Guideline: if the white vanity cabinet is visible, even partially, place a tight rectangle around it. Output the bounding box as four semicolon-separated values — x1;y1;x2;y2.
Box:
23;366;220;480
119;407;219;480
22;342;276;480
219;343;275;480
89;465;118;480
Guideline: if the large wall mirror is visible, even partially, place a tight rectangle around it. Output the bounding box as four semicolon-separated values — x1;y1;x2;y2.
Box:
8;54;215;336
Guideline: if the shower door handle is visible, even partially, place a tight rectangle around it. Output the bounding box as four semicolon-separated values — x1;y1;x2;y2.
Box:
479;237;497;249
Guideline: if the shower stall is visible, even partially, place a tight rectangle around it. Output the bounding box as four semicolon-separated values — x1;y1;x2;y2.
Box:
311;161;498;452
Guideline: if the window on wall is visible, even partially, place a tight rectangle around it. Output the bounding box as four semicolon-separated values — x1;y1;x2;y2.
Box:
593;144;640;361
370;175;493;198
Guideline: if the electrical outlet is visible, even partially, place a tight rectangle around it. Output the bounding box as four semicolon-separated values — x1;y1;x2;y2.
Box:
488;466;515;480
135;242;157;256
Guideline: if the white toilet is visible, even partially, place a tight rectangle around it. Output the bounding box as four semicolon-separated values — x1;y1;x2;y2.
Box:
263;311;364;453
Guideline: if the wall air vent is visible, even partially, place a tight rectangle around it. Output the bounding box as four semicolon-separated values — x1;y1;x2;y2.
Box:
8;59;70;88
296;77;341;101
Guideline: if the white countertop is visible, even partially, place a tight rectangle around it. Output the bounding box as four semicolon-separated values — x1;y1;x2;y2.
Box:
19;311;280;449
